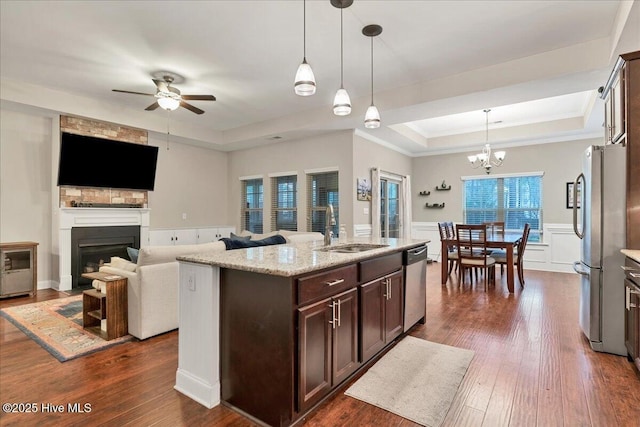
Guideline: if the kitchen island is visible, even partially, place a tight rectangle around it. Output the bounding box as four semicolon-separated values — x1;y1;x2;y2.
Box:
174;236;429;426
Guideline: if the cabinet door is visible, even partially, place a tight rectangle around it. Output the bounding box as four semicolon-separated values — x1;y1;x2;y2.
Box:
196;228;218;244
360;279;385;362
149;229;177;246
216;227;236;240
625;280;640;362
173;229;197;245
385;270;404;343
298;297;332;413
611;74;625;143
332;288;360;386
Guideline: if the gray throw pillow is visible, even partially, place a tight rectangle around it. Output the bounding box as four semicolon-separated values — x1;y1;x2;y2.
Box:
230;232;251;242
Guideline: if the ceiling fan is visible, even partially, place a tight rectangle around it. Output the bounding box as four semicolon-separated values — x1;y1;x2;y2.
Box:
112;75;216;115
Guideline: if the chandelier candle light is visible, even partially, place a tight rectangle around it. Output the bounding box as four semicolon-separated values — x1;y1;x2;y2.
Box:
332;0;353;116
468;109;506;174
294;0;316;96
363;24;382;129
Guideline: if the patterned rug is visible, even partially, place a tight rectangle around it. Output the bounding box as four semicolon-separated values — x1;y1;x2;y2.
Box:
0;296;135;362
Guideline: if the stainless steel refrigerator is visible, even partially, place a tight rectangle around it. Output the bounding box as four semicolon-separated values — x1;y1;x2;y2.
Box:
572;144;626;356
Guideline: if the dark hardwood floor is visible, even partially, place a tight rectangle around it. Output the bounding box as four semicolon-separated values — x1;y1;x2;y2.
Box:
1;265;638;426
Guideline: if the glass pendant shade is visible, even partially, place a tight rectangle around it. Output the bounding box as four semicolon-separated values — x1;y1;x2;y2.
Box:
333;88;351;116
294;59;316;96
157;97;180;111
364;105;381;129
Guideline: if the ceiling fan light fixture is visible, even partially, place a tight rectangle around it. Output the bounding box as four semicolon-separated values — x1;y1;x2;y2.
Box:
333;87;352;115
157;97;180;111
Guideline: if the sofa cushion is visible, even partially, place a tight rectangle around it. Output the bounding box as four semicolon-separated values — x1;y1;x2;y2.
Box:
284;232;324;243
109;256;138;271
220;234;286;250
137;241;226;266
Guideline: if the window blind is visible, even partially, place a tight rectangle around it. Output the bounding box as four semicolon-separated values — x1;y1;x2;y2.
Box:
271;175;297;232
462;174;543;240
307;171;339;236
241;178;263;233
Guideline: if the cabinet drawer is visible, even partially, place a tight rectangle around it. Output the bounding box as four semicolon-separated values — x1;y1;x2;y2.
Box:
297;264;358;305
359;252;402;283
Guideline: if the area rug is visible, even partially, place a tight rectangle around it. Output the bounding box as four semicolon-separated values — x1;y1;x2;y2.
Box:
345;336;474;427
0;296;134;362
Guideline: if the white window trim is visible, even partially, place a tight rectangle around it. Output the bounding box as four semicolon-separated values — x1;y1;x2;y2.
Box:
461;171;544;181
268;171;298;178
304;166;339;174
239;174;263;181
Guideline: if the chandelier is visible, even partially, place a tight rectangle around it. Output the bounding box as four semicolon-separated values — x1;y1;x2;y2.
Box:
467;109;505;174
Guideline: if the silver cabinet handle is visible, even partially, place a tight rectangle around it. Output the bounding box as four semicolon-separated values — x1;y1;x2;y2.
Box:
337;299;341;327
387;278;392;300
328;301;337;329
325;278;345;287
627;286;640;310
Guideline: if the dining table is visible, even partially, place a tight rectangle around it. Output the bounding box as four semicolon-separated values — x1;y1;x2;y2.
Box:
441;231;522;293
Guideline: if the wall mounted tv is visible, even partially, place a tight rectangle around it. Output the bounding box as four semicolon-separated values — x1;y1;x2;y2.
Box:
57;132;159;191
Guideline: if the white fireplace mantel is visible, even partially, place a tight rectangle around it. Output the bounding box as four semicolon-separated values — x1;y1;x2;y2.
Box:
57;208;150;291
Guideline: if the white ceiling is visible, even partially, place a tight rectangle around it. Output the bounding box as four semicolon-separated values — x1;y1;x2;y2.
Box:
1;1;639;155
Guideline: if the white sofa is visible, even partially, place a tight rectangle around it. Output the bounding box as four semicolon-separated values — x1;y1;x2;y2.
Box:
97;231;324;340
99;241;226;340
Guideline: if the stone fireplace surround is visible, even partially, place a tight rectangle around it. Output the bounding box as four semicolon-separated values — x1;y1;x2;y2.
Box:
58;208;149;291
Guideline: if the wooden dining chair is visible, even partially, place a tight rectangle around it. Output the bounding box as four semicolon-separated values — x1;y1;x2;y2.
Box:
455;224;496;290
493;223;530;287
438;222;458;275
483;221;505;235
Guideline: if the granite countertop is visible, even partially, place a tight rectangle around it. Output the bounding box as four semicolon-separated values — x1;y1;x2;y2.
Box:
621;249;640;263
177;237;430;277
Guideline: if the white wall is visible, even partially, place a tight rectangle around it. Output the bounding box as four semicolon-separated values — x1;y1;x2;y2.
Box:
0;109;53;288
411;138;598;224
147;134;230;229
227;131;354;233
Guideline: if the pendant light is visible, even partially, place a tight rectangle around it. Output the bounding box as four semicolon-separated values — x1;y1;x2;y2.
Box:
331;0;353;116
363;24;382;129
467;109;506;174
294;0;316;96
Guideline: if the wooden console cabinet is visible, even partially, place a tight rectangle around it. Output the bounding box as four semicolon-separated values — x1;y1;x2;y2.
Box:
0;242;38;298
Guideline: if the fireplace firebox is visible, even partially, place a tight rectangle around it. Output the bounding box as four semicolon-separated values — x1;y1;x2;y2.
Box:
71;226;140;289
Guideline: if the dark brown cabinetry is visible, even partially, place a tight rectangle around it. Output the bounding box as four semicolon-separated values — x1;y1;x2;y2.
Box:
220;250;408;427
298;287;359;412
624;256;640;372
360;269;404;362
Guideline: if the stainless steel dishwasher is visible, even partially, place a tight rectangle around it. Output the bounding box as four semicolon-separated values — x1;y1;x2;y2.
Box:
403;244;428;332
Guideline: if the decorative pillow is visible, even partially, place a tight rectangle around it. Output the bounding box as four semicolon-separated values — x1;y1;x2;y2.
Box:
220;234;286;250
230;232;251;242
127;247;139;263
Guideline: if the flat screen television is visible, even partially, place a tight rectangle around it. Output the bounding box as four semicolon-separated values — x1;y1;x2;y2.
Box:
57;133;159;191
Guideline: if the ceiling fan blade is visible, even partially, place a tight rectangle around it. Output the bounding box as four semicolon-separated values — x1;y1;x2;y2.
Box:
180;101;205;115
181;94;216;101
112;89;155;96
145;101;160;111
152;79;169;92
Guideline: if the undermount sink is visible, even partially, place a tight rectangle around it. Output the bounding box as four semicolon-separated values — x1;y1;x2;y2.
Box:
315;243;389;253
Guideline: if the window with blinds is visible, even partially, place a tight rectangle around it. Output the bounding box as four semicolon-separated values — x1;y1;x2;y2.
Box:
307;171;339;236
241;178;263;233
271;175;297;231
462;173;543;241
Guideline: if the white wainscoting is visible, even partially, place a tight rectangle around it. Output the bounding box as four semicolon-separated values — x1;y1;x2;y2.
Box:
410;222;580;274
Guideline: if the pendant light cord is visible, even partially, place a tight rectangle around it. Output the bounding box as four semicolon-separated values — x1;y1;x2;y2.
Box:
303;0;307;60
340;7;344;87
370;37;374;105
